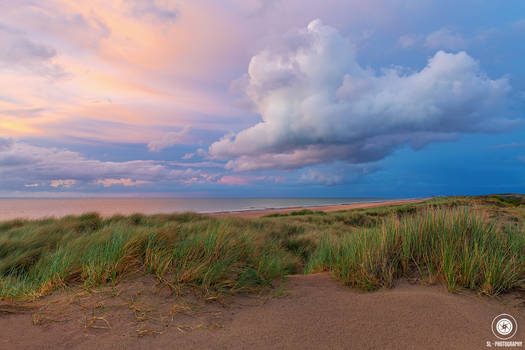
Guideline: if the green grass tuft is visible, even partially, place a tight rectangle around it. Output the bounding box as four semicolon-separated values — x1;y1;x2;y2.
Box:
0;214;299;299
306;208;524;295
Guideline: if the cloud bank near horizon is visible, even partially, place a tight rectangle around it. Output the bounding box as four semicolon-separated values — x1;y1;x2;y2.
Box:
0;137;296;193
210;20;514;171
0;138;216;191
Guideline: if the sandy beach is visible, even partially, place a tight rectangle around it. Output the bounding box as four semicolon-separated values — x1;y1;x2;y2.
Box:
212;198;427;218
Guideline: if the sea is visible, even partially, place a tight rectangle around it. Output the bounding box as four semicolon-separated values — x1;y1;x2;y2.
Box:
0;197;392;221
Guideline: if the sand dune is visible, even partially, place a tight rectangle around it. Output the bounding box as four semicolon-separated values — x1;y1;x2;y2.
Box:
1;273;522;349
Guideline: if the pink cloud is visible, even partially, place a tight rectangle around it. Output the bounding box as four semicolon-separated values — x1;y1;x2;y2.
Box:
217;175;285;185
50;179;76;188
24;183;39;188
0;0;402;145
94;178;149;187
217;175;252;185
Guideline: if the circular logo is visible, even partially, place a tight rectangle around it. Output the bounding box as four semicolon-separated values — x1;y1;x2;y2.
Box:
492;314;518;340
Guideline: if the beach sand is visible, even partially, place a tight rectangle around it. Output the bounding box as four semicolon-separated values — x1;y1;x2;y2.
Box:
212;198;427;218
1;273;522;349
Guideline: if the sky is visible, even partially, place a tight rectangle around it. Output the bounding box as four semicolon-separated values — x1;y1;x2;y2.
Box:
0;0;524;198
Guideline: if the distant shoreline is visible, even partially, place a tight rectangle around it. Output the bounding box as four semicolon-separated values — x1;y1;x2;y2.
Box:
0;197;423;221
210;198;429;218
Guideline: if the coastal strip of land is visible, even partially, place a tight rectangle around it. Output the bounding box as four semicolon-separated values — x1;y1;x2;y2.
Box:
0;195;523;349
212;198;428;218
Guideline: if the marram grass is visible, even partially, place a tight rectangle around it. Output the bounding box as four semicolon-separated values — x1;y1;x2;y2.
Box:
306;208;525;295
0;200;523;300
0;213;299;299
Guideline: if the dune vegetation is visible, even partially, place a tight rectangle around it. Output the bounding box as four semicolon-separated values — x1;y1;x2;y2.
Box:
0;195;523;300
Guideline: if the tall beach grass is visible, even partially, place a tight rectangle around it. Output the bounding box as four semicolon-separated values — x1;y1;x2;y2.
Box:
0;213;298;299
0;199;523;300
306;208;524;295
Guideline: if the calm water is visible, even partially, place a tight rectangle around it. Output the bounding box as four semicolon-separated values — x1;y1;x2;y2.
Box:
0;198;391;221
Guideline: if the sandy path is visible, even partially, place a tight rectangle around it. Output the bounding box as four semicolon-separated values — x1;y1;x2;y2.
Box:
1;273;522;349
211;198;428;218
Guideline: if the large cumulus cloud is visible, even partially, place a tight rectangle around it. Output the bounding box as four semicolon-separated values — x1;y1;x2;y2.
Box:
209;19;514;171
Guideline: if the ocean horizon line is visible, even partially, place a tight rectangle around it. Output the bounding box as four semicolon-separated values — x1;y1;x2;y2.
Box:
0;197;422;221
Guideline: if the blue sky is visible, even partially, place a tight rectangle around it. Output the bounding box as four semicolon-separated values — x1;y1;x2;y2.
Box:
0;0;524;197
